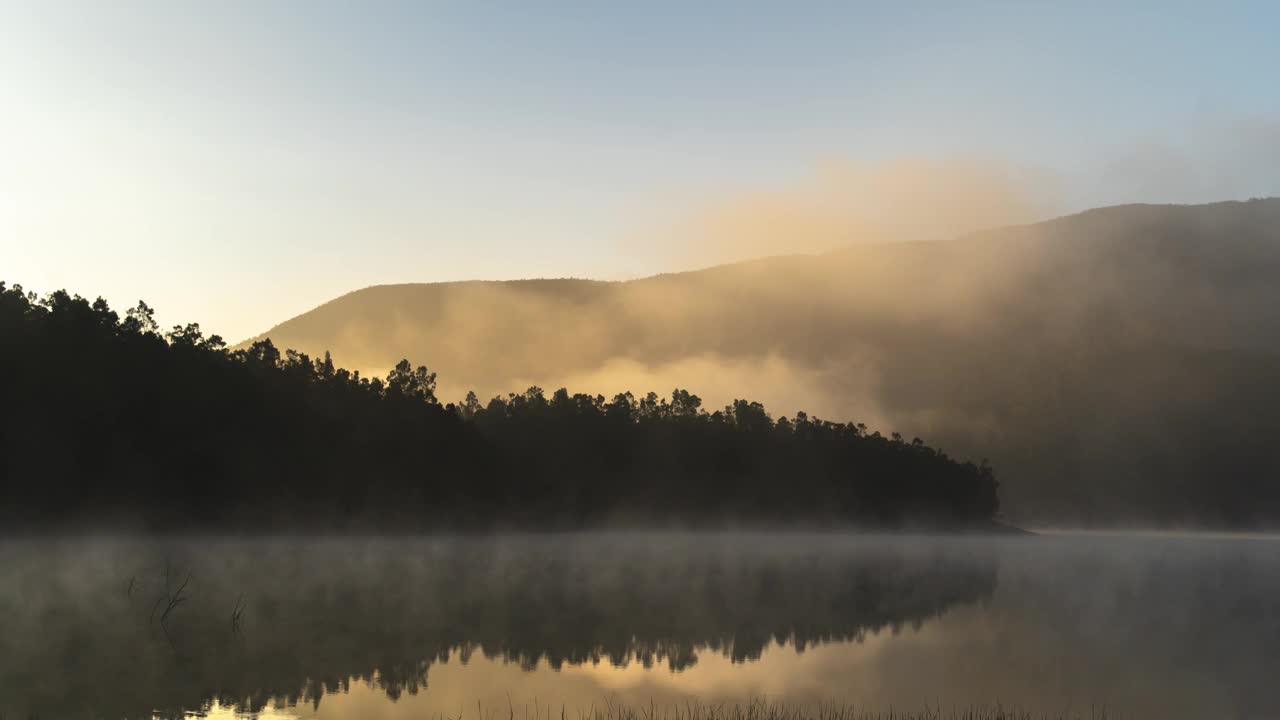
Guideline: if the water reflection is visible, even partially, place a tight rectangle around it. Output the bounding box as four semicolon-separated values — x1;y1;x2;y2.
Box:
0;534;994;719
1;534;1278;720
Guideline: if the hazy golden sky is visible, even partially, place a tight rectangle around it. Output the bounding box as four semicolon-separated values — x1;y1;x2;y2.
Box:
2;1;1277;340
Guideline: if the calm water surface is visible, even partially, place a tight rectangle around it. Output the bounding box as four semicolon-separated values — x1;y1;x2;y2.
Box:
1;532;1277;719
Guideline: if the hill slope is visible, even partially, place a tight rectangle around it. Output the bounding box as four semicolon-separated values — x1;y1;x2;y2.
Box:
246;199;1280;526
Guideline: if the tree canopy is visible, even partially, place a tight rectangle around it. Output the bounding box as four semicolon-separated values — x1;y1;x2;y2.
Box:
0;282;999;531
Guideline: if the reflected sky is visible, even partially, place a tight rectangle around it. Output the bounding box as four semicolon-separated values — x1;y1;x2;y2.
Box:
0;533;1275;720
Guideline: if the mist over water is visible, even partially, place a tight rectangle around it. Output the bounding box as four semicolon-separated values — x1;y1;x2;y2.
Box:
2;532;1277;720
5;5;1278;720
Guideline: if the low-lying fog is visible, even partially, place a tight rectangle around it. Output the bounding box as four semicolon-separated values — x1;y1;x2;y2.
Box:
247;198;1280;527
1;531;1277;720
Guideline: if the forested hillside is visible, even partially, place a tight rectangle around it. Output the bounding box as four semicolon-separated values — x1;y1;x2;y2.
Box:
0;284;998;531
244;199;1280;526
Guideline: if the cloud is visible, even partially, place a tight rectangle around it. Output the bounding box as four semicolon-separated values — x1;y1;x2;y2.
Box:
642;156;1061;268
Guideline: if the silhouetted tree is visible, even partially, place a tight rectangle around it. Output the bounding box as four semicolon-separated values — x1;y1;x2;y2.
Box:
0;281;1000;531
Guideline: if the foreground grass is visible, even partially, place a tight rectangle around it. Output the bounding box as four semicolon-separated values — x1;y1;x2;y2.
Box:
1;699;1122;720
454;699;1119;720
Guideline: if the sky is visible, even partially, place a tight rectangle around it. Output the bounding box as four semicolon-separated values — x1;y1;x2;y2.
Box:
2;0;1278;341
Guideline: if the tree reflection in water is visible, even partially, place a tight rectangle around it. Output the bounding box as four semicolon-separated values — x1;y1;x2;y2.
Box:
0;534;996;719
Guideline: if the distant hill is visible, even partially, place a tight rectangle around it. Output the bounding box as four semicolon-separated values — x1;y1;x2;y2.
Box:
245;199;1280;526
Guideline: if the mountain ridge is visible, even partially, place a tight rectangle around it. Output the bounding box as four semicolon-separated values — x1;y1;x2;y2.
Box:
244;197;1280;349
241;198;1280;525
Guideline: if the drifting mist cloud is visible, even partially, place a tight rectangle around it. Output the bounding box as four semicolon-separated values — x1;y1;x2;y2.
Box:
643;157;1063;268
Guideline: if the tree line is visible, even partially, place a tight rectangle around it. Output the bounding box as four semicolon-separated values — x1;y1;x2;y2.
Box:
0;282;999;531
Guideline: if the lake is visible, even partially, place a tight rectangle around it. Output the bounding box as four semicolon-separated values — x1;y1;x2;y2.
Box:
0;532;1276;719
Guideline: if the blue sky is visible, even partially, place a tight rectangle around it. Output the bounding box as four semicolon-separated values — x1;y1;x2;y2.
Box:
2;1;1277;339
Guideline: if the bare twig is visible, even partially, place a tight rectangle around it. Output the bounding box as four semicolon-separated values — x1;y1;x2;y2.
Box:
148;559;192;645
231;594;246;635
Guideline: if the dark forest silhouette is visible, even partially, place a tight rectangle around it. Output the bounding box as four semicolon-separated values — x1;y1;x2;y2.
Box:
0;283;999;531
